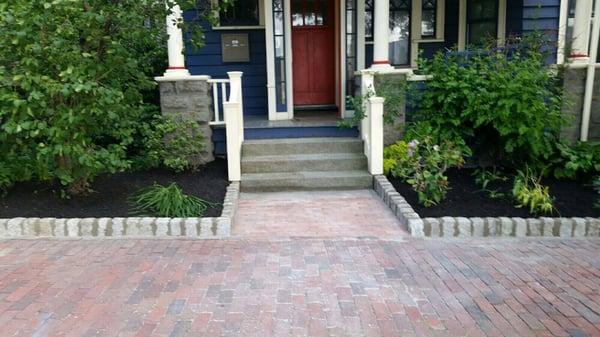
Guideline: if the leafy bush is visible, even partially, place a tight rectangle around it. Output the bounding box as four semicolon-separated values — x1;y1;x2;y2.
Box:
551;142;600;179
413;37;565;169
512;167;554;214
383;141;409;175
130;183;216;217
390;137;464;207
0;1;211;194
136;115;205;172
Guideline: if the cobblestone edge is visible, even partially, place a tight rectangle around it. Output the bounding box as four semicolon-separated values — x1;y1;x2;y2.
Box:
374;175;425;237
374;175;600;238
0;182;240;239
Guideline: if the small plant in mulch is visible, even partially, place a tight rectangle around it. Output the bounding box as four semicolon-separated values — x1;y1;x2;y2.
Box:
130;183;217;218
512;167;555;215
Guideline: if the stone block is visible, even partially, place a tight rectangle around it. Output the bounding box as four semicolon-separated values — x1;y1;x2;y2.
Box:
485;218;499;237
540;217;556;237
426;218;441;237
66;219;80;237
572;217;586;237
125;218;141;236
0;219;7;237
53;219;67;237
586;217;600;237
498;217;514;237
138;218;155;236
407;218;425;237
80;218;95;237
112;218;125;237
38;218;54;237
22;218;39;236
159;82;176;95
527;218;543;236
471;218;485;237
455;217;472;237
97;218;111;237
441;217;456;237
184;218;199;237
217;218;231;237
200;218;215;238
513;218;527;237
558;218;573;238
6;218;24;237
155;218;170;236
169;218;183;236
176;80;208;93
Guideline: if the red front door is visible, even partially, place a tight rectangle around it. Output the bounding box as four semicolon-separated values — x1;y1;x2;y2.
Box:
291;0;336;107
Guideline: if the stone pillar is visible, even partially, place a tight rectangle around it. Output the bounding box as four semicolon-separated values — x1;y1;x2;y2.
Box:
560;67;600;143
156;77;215;164
372;0;393;69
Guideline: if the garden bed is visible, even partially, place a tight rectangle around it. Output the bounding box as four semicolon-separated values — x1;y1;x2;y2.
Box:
0;159;229;218
388;168;600;218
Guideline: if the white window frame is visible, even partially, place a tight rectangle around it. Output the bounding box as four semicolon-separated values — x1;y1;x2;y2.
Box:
211;0;266;30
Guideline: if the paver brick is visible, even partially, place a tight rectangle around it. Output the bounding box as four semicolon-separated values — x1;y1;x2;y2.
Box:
0;238;598;337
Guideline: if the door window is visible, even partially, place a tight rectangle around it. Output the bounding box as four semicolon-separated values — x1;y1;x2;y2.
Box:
292;0;329;26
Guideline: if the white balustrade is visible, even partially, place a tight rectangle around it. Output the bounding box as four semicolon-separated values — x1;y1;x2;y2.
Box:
222;71;245;181
207;79;230;125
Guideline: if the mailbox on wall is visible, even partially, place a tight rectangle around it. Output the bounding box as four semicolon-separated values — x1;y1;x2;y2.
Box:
221;33;250;63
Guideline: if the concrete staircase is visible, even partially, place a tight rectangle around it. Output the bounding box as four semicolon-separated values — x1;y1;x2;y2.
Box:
241;137;373;192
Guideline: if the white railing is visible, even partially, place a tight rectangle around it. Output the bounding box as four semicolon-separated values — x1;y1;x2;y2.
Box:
207;78;230;125
222;71;245;181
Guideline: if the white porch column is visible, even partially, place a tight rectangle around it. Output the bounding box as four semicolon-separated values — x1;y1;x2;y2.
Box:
372;0;393;69
570;0;593;60
163;3;190;77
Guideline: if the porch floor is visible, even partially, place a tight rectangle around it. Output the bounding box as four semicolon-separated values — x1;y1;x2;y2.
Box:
244;110;347;128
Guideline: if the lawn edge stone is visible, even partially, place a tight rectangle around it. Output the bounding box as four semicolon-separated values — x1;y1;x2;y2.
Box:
0;181;240;240
374;175;600;238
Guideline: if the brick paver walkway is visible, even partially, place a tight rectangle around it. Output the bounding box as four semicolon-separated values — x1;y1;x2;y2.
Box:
234;190;406;240
1;238;599;337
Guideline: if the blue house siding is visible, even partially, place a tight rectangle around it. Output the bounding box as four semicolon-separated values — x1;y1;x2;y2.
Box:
183;12;268;117
522;0;560;63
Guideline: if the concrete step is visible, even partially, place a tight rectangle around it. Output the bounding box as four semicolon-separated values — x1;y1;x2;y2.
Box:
241;153;367;173
242;137;363;157
241;170;373;192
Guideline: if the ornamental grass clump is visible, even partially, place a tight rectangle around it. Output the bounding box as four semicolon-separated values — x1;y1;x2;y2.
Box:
130;183;216;217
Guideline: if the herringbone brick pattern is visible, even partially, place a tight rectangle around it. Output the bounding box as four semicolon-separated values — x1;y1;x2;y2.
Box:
1;238;599;336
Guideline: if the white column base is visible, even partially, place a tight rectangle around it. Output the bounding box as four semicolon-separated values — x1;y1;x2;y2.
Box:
568;56;591;65
370;63;394;70
163;68;191;78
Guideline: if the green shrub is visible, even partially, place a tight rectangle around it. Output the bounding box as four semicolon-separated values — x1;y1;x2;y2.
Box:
0;1;211;194
130;183;216;217
413;37;565;170
390;137;464;207
383;141;409;175
551;142;600;179
135;115;205;172
512;167;554;214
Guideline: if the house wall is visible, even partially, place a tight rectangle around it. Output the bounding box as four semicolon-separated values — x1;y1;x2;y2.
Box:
522;0;560;63
183;12;268;118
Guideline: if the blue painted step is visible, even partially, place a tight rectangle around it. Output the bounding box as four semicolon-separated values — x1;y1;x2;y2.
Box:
212;125;359;156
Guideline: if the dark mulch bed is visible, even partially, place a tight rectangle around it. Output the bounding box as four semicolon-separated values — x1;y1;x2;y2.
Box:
0;159;229;218
389;168;600;218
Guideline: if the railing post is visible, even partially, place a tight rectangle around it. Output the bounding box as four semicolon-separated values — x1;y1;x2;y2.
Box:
368;96;385;175
227;72;245;142
360;70;375;143
224;101;241;181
